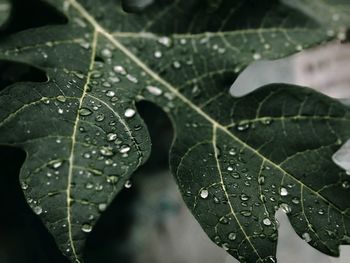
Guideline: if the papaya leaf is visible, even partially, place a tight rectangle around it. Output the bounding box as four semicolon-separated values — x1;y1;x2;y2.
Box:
0;0;349;262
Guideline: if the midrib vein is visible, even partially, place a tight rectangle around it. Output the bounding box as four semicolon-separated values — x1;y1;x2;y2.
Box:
68;0;348;218
213;125;262;260
66;29;98;262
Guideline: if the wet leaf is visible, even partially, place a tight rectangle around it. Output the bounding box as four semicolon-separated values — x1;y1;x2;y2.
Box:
0;0;349;262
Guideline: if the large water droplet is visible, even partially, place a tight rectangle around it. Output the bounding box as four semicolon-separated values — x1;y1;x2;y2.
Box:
279;187;288;196
263;218;272;226
34;206;43;215
79;108;92;116
81;223;92;233
124;108;136;118
200;189;209;199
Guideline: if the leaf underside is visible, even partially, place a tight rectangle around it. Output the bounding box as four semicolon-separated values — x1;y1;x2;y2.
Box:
0;0;350;262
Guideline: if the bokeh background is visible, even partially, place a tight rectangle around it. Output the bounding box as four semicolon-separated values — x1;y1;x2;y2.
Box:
0;0;349;262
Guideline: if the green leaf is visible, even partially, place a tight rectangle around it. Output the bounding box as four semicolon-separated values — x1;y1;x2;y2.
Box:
0;0;349;262
0;0;10;27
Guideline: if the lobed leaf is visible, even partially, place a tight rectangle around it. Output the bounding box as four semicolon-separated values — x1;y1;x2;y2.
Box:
0;0;349;262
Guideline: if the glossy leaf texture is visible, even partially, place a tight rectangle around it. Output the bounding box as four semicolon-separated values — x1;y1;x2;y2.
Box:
0;0;349;262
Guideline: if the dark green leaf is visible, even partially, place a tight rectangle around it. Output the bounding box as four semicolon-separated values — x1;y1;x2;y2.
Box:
0;0;349;262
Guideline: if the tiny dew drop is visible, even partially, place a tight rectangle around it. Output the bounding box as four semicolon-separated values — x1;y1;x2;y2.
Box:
200;189;209;199
302;232;312;243
222;243;229;251
124;180;132;188
154;50;162;58
81;223;92;233
342;181;350;189
34;206;43;215
124;108;136;118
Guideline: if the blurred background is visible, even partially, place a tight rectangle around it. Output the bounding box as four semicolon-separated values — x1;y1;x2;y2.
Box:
0;0;349;263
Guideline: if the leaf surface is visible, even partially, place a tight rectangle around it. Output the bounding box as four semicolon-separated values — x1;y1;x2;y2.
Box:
0;0;349;262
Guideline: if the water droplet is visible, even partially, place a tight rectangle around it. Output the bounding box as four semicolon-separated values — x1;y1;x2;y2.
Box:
253;53;261;60
34;206;43;215
95;113;105;122
113;65;127;75
172;61;181;69
228;232;236;241
124;108;136;118
200;189;209;199
101;48;112;58
237;123;250;131
100;146;114;157
154;50;162;58
83;152;91;159
51;160;63;169
119;145;131;153
106;90;115;97
342;181;350;189
240;210;252;217
318;209;325;215
158;36;172;47
146;85;162;96
107;176;118;184
21;182;28;190
222;243;229;251
280;187;288;196
57;95;66;103
292;197;300;204
81;223;92;233
126;74;138;83
263;218;272;226
302;232;312;243
227;166;234;171
106;133;117;141
296;44;303;51
258;176;265;185
280;203;291;214
240;193;249;201
229;148;237;156
98;203;107;212
85;182;94;189
79;108;92;116
124;180;132;188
